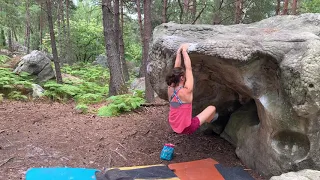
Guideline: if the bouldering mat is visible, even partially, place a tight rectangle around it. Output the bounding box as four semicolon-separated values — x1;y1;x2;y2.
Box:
168;158;224;180
214;164;255;180
168;158;255;180
98;164;179;180
26;167;99;180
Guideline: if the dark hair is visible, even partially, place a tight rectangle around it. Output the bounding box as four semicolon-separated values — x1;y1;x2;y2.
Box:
165;67;185;86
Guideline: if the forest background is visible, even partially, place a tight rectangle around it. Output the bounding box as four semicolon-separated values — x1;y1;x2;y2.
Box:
0;0;319;116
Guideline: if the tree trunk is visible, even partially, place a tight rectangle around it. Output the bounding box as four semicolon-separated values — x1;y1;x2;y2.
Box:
143;0;154;103
162;0;168;23
57;0;63;55
65;0;72;63
0;29;5;47
191;0;197;21
120;0;124;31
114;0;120;50
213;0;223;24
292;0;298;15
177;0;184;24
66;0;70;39
25;0;31;53
282;0;289;15
114;0;129;82
61;0;66;57
39;3;43;50
61;1;66;37
46;0;63;84
13;28;18;42
102;0;127;96
276;0;281;15
136;0;145;77
119;0;129;81
8;29;13;52
108;76;117;96
184;0;189;12
136;0;144;42
234;0;243;24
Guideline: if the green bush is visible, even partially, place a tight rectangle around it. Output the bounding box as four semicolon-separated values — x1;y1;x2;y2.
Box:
98;91;145;117
43;19;105;63
301;0;320;13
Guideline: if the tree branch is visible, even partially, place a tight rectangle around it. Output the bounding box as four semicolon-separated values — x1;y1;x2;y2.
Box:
192;3;206;24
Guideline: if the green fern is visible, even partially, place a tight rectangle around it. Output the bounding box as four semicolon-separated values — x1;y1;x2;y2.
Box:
98;104;119;117
97;92;145;117
41;63;110;103
75;104;89;114
8;91;28;101
43;80;84;101
61;63;110;84
0;63;111;104
0;55;9;64
75;93;104;104
0;67;33;98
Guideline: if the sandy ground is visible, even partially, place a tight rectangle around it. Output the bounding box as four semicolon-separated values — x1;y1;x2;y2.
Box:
0;100;265;180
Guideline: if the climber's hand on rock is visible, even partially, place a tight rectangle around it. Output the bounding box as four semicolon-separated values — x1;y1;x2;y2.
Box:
180;43;190;52
177;45;183;54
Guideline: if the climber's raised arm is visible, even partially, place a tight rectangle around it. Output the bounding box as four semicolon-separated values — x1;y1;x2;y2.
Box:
181;44;193;93
174;46;182;68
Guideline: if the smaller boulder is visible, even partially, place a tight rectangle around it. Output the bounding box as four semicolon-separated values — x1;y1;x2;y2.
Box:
130;77;146;91
270;169;320;180
13;50;55;82
130;77;158;97
32;84;45;98
93;54;108;68
12;42;28;54
132;67;140;76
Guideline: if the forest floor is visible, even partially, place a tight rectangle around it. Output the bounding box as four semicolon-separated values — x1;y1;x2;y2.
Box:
0;99;266;180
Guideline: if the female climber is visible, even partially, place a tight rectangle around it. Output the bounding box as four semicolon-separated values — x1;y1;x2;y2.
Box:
165;43;218;135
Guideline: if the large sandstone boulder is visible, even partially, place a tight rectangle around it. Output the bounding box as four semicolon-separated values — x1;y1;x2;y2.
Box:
220;100;259;146
270;169;320;180
148;13;320;177
13;50;55;82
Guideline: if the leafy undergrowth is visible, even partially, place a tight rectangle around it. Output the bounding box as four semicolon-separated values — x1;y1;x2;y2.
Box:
0;67;33;101
0;60;145;117
0;55;10;64
98;90;145;117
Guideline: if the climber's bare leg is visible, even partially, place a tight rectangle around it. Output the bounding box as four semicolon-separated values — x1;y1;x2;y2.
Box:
196;105;216;125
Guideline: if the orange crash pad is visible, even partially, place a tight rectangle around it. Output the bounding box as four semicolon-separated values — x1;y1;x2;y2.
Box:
168;158;225;180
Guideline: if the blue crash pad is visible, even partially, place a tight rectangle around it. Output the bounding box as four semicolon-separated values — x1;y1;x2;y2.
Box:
26;167;99;180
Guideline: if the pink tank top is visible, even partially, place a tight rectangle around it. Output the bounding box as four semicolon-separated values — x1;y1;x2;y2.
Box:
168;87;192;133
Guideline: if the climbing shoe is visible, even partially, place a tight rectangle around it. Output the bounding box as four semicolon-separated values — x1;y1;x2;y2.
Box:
210;112;219;123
